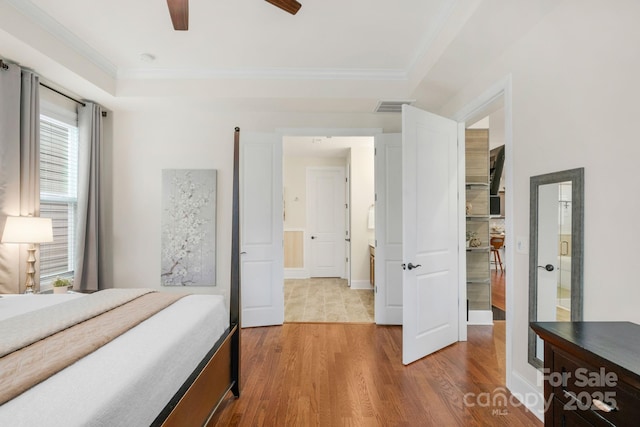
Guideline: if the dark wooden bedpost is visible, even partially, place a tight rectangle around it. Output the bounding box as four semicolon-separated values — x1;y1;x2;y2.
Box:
230;127;241;397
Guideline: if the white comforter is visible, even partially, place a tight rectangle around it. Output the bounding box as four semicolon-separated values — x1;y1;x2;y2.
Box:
0;293;228;427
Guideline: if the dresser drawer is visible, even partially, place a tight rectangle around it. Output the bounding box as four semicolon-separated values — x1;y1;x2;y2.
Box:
552;397;595;427
552;349;640;426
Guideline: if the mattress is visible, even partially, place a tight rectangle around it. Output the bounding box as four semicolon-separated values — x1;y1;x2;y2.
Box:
0;292;228;427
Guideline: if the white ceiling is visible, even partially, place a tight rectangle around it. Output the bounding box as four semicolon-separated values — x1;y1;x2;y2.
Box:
0;0;559;113
28;0;450;72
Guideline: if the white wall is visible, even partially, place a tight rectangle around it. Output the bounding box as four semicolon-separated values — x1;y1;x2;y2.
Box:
437;0;640;413
111;107;398;307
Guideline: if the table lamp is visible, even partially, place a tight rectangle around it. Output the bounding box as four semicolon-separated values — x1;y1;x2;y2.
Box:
1;216;54;294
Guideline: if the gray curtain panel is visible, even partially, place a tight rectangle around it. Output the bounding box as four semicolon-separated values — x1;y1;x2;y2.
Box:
0;62;21;294
75;102;103;292
19;70;40;216
0;64;39;294
19;69;41;292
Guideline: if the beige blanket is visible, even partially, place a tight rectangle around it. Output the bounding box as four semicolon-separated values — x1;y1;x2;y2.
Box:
0;291;185;405
0;288;155;357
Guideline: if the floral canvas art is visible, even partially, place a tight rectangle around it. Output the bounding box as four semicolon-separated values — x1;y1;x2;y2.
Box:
161;169;216;286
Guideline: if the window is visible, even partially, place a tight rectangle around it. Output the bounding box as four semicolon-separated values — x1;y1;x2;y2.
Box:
39;114;78;287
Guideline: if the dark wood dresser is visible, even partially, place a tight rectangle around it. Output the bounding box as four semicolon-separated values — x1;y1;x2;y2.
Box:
531;322;640;426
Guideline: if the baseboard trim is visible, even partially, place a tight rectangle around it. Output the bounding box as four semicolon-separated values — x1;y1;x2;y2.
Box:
350;280;373;290
284;269;309;279
467;310;493;325
508;370;545;421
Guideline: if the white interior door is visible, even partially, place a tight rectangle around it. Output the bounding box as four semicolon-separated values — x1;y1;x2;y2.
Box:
374;133;403;325
240;132;284;327
402;105;461;365
307;167;346;277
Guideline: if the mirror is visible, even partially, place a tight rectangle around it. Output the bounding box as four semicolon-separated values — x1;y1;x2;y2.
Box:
528;168;584;369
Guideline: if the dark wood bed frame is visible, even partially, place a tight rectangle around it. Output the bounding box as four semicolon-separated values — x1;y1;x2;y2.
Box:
152;127;242;427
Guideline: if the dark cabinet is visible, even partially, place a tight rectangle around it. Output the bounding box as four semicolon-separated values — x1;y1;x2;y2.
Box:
531;322;640;426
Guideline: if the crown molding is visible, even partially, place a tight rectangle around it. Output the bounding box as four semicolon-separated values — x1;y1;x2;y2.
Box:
117;67;408;81
6;0;117;78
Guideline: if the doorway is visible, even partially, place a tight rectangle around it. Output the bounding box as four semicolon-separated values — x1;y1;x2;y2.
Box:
467;109;507;321
282;135;375;323
453;76;514;394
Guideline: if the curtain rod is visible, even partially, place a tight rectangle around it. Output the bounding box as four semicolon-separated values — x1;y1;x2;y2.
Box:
40;82;86;107
40;82;108;117
1;60;107;117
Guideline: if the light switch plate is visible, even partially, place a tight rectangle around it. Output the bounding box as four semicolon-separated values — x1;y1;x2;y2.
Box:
516;236;528;254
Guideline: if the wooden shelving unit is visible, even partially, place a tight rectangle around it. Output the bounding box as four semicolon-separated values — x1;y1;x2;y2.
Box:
465;129;491;313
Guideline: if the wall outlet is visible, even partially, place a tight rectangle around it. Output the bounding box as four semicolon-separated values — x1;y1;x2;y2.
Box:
516;236;528;254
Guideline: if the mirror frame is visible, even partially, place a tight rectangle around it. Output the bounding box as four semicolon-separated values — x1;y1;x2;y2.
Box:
528;167;584;369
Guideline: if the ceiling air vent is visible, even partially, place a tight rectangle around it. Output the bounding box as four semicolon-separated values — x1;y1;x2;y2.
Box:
374;100;415;113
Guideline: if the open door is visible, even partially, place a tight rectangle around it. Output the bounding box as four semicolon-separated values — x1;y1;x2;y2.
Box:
374;133;403;324
402;105;462;365
240;132;284;327
345;163;351;286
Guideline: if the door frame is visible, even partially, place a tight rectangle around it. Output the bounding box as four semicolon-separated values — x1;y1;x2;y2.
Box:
262;77;521;407
452;75;516;396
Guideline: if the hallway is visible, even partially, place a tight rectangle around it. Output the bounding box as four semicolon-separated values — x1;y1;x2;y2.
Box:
284;278;374;323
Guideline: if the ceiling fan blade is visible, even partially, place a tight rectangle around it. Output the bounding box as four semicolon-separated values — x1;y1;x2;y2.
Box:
167;0;189;30
265;0;301;15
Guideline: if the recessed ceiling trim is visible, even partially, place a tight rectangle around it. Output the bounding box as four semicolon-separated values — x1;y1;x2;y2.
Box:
6;0;118;78
117;67;408;81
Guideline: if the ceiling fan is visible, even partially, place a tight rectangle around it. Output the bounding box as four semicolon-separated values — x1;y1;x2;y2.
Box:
167;0;302;31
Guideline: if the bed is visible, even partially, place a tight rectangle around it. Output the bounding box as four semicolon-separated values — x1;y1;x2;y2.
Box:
0;128;242;426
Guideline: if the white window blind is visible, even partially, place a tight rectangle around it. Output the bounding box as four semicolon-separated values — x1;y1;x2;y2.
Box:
39;115;79;283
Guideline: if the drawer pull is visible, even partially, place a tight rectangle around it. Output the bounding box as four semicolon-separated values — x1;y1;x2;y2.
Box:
563;390;617;413
592;399;615;413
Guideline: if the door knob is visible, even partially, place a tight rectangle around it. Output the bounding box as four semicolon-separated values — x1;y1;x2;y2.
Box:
407;262;422;270
537;264;555;271
311;236;317;239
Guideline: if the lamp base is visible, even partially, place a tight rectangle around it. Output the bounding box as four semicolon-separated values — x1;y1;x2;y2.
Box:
24;245;37;294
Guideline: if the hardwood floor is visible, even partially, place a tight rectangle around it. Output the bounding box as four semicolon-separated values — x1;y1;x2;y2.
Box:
491;269;506;312
208;322;541;426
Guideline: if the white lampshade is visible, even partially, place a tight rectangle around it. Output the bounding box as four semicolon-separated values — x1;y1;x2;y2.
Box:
1;216;54;244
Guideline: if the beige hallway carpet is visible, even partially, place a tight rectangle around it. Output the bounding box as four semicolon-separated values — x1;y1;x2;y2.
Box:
284;278;374;323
